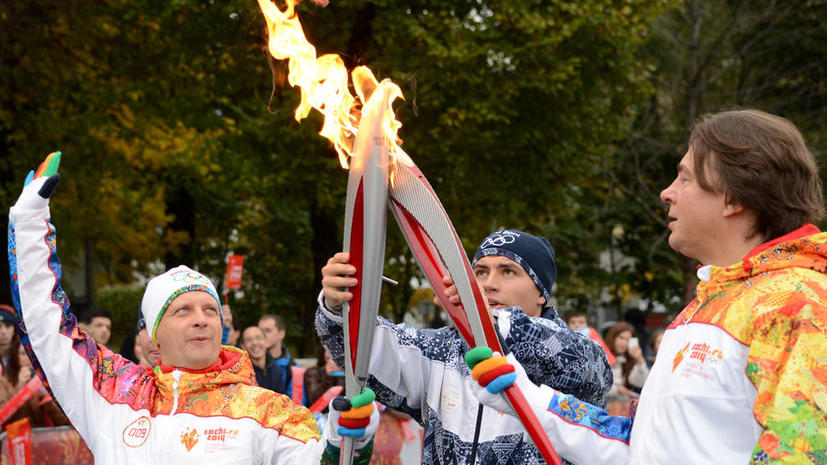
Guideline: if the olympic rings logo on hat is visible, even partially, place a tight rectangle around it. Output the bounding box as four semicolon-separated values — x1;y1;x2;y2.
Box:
171;271;210;284
480;231;520;248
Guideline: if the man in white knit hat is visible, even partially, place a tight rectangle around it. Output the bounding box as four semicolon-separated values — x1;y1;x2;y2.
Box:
8;152;378;465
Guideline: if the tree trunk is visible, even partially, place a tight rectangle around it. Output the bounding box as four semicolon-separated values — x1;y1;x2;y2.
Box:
85;238;96;309
308;197;340;355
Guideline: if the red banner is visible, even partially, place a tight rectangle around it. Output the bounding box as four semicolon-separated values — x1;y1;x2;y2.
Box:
308;386;343;413
0;377;42;425
5;418;32;465
225;255;245;290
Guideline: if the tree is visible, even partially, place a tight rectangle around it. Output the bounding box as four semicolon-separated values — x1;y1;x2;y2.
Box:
2;0;687;354
604;0;827;312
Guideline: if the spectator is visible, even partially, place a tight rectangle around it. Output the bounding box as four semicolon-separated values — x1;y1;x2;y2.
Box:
15;342;70;426
623;307;651;362
78;307;112;346
565;310;615;366
564;310;588;333
605;321;649;400
241;326;285;393
0;306;68;428
222;304;242;347
118;329;139;364
0;305;24;383
646;328;665;367
133;311;161;367
259;314;300;399
304;346;345;411
0;306;39;427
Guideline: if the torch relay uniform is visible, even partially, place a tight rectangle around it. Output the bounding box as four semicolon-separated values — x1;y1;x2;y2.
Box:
316;297;612;465
474;225;827;465
8;205;346;464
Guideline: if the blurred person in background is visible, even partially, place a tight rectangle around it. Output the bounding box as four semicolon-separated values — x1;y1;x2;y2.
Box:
605;321;649;401
241;326;285;393
0;305;69;427
134;313;161;367
223;305;242;347
0;305;27;385
79;307;112;347
565;310;615;366
259;314;301;399
304;346;345;408
646;328;665;367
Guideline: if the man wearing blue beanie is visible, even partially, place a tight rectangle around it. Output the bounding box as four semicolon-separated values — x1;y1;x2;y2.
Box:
471;229;558;319
316;229;610;465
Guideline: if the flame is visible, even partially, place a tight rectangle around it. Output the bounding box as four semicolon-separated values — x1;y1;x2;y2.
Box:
256;0;405;169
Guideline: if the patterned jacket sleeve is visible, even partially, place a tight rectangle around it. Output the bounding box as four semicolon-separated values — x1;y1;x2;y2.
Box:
503;308;613;407
746;290;827;464
8;206;149;442
314;295;462;423
512;380;632;464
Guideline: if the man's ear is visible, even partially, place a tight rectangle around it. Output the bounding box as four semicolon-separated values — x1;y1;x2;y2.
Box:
722;201;745;218
537;295;547;308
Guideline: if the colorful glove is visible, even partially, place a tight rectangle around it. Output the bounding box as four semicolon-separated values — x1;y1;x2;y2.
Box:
14;151;61;211
326;388;379;449
466;346;517;394
466;346;542;418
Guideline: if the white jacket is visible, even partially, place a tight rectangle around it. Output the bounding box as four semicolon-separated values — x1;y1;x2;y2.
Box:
476;225;827;464
8;205;329;464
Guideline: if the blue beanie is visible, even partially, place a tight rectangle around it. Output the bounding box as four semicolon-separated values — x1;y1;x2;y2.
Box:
472;230;557;306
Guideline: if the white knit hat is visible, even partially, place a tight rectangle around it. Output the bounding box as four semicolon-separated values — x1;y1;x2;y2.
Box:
140;265;222;342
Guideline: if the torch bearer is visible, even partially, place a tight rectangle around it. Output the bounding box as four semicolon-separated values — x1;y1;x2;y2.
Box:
388;156;564;465
339;81;396;465
252;1;560;461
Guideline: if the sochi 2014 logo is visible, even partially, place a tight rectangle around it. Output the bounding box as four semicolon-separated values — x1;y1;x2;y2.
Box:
672;340;724;373
180;427;200;452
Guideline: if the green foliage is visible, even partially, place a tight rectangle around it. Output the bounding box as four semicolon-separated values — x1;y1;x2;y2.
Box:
8;0;823;354
97;284;144;348
607;0;827;310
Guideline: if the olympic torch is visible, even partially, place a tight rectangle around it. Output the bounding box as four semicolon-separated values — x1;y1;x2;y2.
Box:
253;1;558;460
339;81;397;465
388;156;564;465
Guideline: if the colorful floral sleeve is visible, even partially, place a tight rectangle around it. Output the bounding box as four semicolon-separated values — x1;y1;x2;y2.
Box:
747;294;827;464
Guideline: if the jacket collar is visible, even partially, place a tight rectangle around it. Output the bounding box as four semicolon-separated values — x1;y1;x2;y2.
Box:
153;345;256;396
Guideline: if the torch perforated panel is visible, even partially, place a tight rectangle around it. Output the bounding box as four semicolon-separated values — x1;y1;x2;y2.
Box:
388;160;496;349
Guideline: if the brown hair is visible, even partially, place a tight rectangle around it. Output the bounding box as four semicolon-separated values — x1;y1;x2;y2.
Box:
605;321;638;389
689;109;824;241
1;329;23;386
259;314;286;331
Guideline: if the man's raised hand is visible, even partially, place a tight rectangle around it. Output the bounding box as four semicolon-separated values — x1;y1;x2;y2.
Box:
14;151;61;211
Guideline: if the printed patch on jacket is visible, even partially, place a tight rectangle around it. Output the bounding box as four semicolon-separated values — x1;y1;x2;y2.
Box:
180;427;200;452
672;340;724;380
202;427;240;453
122;416;151;448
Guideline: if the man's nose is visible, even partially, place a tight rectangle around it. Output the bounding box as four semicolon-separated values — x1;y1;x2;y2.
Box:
192;308;210;326
479;274;498;291
660;180;676;204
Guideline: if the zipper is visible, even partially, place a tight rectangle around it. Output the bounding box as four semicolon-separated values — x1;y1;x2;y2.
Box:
170;369;182;415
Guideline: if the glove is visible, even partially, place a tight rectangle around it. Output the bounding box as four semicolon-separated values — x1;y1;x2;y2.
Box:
326;388;380;449
14;151;62;211
466;346;541;417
